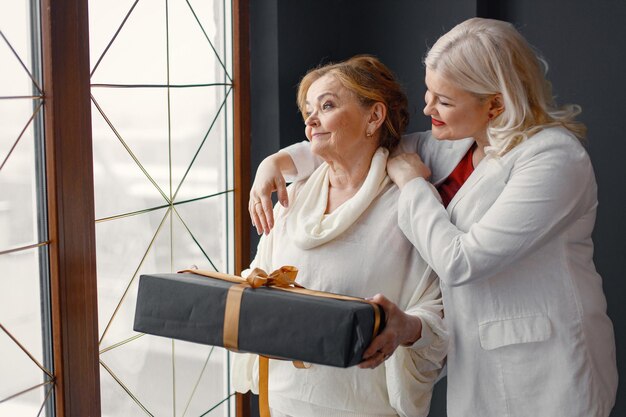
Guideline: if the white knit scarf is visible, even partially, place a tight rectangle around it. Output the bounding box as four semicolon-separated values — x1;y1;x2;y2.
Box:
286;147;390;250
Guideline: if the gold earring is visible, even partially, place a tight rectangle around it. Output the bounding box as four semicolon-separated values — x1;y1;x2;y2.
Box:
366;130;373;137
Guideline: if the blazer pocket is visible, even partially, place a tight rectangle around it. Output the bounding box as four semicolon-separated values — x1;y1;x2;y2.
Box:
478;315;551;350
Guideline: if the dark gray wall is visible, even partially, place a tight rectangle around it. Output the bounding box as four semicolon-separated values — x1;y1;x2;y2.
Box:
275;0;476;145
249;1;626;416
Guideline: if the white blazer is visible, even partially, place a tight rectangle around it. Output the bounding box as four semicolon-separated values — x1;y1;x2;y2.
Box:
397;128;618;417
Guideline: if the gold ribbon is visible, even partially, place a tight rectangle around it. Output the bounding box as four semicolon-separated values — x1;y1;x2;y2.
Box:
178;266;383;417
258;356;270;417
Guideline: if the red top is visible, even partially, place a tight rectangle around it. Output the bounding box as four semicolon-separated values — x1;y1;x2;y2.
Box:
436;144;475;207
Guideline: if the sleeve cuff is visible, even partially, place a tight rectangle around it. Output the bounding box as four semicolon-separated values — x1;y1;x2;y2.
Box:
282;141;316;183
403;313;436;350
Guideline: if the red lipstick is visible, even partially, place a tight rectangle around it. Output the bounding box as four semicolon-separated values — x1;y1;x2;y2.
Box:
431;118;445;127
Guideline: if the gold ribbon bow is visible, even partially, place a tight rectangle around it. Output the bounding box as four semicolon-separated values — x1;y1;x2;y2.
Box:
245;266;302;289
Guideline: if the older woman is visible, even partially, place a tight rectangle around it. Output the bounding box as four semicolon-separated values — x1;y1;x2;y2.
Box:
247;18;617;417
233;56;447;417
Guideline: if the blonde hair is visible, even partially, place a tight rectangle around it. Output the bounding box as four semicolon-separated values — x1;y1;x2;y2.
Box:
297;55;409;150
424;17;586;155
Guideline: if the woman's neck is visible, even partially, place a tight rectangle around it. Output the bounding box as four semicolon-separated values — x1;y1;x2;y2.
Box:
324;148;376;213
472;134;490;167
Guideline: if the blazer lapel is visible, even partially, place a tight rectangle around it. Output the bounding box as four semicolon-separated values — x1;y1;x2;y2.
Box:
431;138;475;186
446;154;494;214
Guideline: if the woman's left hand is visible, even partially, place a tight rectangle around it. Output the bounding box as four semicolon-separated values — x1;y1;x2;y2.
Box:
387;153;431;189
358;294;423;369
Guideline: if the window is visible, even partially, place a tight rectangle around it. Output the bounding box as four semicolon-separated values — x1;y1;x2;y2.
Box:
89;0;236;415
0;0;250;416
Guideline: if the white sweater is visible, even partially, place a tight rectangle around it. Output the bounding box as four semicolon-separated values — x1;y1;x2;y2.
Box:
232;149;447;417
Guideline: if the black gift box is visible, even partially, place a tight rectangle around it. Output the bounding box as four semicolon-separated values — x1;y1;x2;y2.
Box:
133;271;384;367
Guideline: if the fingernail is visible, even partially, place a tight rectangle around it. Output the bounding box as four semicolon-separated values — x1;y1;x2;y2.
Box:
281;199;289;208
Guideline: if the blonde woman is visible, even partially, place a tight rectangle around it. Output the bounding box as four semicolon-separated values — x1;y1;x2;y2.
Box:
249;18;617;417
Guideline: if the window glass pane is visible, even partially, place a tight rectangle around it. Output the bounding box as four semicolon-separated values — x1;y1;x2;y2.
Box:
97;208;173;352
186;0;227;70
88;0;137;74
167;0;226;85
0;251;50;411
173;343;230;417
169;86;229;200
173;195;230;272
91;92;170;220
0;382;52;416
96;208;170;345
0;1;35;97
0;0;52;414
90;0;168;85
0;249;44;368
100;335;175;416
100;336;229;417
100;353;154;417
89;1;234;415
92;87;171;203
0;323;44;402
0;101;38;250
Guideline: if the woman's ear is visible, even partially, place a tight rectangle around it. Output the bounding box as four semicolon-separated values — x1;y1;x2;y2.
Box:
368;102;387;133
488;94;505;119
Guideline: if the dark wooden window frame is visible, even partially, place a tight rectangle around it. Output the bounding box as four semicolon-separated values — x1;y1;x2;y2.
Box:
40;0;251;416
233;0;251;415
41;0;100;415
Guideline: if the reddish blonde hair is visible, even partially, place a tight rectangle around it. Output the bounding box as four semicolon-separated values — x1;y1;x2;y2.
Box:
297;55;409;150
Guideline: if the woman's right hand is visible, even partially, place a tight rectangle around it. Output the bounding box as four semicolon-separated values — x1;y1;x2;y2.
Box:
358;294;423;369
249;154;291;235
387;152;431;189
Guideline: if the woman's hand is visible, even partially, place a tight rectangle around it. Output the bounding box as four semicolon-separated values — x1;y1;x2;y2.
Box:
249;153;293;235
387;153;431;189
358;294;423;369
